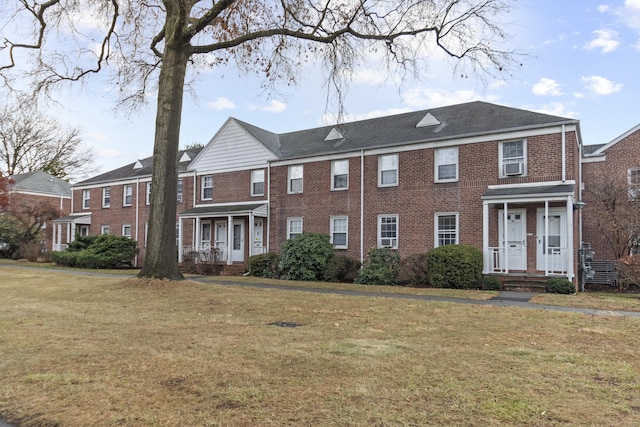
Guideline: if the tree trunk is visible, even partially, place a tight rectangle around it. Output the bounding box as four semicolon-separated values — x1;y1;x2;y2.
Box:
138;42;189;280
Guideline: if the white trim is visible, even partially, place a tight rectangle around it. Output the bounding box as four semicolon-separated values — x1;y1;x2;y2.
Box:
122;184;133;207
102;186;111;208
100;225;110;235
201;175;213;201
487;180;575;190
82;189;90;210
287;217;303;239
288;165;303;194
145;182;152;205
250;169;265;197
378;154;398;187
331;159;349;191
434;146;459;183
122;224;132;238
377;214;398;249
9;189;71;199
590;122;640;155
499;139;527;178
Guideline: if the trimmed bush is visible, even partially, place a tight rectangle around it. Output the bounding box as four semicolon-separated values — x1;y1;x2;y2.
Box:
355;248;401;286
397;253;429;287
323;254;361;283
279;233;335;281
546;277;575;294
616;255;640;292
426;244;483;289
51;235;138;269
248;252;281;278
481;275;502;291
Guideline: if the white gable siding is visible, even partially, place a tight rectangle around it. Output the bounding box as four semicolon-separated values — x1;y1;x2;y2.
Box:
191;120;278;173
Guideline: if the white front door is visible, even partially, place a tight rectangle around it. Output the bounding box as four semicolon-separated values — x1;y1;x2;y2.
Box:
498;209;527;271
201;221;212;250
214;221;227;261
537;209;566;272
232;219;244;262
252;218;264;256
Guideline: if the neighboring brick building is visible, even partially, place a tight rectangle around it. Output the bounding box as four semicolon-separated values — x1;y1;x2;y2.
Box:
62;101;584;282
7;171;71;253
582;123;640;260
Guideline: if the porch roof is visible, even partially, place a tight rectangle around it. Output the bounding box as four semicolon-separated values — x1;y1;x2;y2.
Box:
179;203;267;218
52;214;92;224
482;183;575;201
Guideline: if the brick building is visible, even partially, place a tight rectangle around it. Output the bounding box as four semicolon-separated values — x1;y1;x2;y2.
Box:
61;101;583;282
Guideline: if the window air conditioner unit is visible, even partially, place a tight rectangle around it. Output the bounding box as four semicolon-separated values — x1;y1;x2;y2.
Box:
380;238;397;248
504;162;524;176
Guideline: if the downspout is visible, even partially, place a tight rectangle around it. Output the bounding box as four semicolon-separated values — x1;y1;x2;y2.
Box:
266;163;271;253
360;149;364;265
192;170;197;208
561;124;566;182
135;177;140;267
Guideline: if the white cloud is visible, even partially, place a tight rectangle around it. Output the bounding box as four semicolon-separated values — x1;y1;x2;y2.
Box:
597;5;611;13
583;29;620;53
526;102;578;119
352;68;391;85
532;78;563;96
261;100;286;113
400;87;499;109
321;108;411;125
488;80;507;90
574;92;585;99
581;75;623;95
206;97;236;110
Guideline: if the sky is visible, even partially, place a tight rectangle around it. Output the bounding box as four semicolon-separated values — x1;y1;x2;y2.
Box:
27;0;640;178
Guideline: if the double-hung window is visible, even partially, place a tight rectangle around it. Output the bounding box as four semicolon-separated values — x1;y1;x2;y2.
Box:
251;169;265;196
102;187;111;208
101;225;110;235
177;179;183;203
500;140;526;177
146;182;152;205
378;154;398;186
331;160;349;190
435;213;459;247
122;224;132;238
628;168;640;200
378;215;398;249
82;189;90;209
202;175;213;200
123;184;132;206
287;218;303;239
288;165;303;194
330;216;348;248
435;147;458;182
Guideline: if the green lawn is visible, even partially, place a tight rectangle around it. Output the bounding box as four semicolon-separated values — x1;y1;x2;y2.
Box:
0;266;639;426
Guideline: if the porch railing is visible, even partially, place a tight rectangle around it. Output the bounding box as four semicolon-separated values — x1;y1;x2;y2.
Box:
486;246;567;275
181;246;228;263
52;243;68;252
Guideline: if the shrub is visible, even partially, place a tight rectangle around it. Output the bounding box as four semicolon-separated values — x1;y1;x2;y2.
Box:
481;275;502;291
51;235;138;269
355;248;401;286
616;255;640;292
323;254;361;283
180;248;223;275
426;244;483;289
248;252;281;278
397;253;429;287
279;233;335;281
546;277;575;294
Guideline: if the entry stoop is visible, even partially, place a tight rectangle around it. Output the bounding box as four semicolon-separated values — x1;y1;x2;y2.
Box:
220;264;247;276
499;275;549;293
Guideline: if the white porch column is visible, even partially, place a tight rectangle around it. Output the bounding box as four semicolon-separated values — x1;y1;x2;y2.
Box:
566;195;574;281
483;202;489;273
227;215;233;265
52;223;57;251
70;223;76;243
195;217;201;252
248;212;254;257
544;201;549;275
503;202;509;273
178;217;184;263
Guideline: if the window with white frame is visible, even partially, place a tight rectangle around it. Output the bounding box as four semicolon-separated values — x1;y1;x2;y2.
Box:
82;189;90;209
331;160;349;190
378;154;398;186
177;179;183;203
330;216;348;248
102;187;111;208
500;140;526;177
122;224;132;238
287;218;303;239
628;168;640;200
146;182;152;205
251;169;265;196
435;213;459;247
378;215;398;248
123;184;132;206
288;165;303;193
101;225;110;235
435;147;458;182
202;175;213;200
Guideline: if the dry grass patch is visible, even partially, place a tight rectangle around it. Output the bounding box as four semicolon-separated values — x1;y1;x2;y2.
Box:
1;267;639;426
532;292;640;312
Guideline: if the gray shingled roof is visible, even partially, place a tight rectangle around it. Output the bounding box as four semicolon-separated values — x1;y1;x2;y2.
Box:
583;144;606;155
262;101;577;160
482;183;575;199
77;147;202;185
10;171;71;196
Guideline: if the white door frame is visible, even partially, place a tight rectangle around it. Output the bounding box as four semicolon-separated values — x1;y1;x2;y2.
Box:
498;208;527;271
536;207;566;273
231;219;245;262
252;218;264;256
214;220;228;262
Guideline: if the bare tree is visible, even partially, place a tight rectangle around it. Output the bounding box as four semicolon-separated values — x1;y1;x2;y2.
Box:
583;172;640;259
0;0;521;280
0;101;94;180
